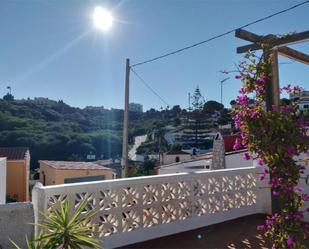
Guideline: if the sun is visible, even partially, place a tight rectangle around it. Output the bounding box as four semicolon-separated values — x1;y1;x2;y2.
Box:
93;6;113;32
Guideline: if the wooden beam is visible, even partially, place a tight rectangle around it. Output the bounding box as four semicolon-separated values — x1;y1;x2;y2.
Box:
278;46;309;65
273;30;309;47
237;30;309;54
271;49;280;111
235;29;261;42
237;43;261;54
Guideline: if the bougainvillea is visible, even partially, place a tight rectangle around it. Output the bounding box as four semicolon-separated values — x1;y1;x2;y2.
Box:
232;50;309;248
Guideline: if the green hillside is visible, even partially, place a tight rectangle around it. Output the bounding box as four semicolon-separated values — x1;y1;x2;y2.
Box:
0;95;230;169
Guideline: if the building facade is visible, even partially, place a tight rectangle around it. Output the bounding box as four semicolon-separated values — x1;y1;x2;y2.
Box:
39;160;114;186
160;151;191;165
0;147;30;202
0;158;6;204
129;103;143;113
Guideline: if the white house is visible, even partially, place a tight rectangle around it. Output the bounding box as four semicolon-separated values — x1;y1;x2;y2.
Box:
157;150;253;175
157;158;211;175
160;151;191;165
0;157;7;204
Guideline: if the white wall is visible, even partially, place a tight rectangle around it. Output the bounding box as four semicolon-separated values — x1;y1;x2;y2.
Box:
297;153;309;222
0;202;34;249
158;159;211;174
225;153;253;169
0;158;6;204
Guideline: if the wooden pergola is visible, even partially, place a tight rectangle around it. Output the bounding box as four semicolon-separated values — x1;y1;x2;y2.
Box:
235;29;309;110
235;29;309;212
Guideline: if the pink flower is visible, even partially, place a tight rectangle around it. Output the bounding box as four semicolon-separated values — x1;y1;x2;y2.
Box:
251;111;258;119
236;95;249;106
286;146;297;156
257;225;265;231
233;137;242;150
242;152;250;160
257;159;264;167
272;190;280;196
286;236;295;248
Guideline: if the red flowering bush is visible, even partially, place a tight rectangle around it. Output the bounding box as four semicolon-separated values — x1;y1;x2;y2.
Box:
232;51;309;249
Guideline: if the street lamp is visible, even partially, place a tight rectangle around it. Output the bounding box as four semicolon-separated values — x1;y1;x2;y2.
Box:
220;77;230;105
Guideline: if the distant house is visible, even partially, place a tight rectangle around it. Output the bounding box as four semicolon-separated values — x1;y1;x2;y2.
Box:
157;149;252;175
39;160;115;186
93;159;135;178
0;147;30;202
157;158;211;175
160;151;191;165
129;103;143;113
0;158;6;204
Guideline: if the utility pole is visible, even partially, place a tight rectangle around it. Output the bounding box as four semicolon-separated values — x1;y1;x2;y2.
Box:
121;58;130;178
220;77;230;105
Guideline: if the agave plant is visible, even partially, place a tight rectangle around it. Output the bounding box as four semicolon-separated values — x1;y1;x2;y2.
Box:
12;198;102;249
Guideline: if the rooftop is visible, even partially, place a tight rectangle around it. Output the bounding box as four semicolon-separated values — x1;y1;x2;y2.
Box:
166;151;191;155
0;147;29;160
39;160;111;170
117;215;271;249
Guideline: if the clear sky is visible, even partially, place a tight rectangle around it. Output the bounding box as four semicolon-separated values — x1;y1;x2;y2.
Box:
0;0;308;110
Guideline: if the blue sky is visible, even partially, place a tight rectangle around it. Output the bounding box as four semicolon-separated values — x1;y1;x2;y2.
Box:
0;0;308;110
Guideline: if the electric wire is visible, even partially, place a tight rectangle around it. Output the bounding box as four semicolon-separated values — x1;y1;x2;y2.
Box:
130;67;170;107
131;0;309;67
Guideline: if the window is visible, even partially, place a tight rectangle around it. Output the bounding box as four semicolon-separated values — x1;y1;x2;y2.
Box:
175;156;180;162
64;175;105;184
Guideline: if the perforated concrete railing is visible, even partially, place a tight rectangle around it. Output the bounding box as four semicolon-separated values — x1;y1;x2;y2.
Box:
32;167;271;249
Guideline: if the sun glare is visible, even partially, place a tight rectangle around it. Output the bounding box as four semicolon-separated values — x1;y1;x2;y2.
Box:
93;6;113;31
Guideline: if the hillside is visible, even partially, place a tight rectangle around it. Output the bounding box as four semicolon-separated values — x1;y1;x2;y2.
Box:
0;98;187;168
0;96;232;168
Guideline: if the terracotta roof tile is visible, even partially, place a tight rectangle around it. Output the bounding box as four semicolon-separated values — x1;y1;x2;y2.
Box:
39;160;111;170
0;147;29;160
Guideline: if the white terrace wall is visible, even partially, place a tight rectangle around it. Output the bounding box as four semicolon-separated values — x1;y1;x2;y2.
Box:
0;158;6;204
297;153;309;222
33;167;271;249
0;202;34;249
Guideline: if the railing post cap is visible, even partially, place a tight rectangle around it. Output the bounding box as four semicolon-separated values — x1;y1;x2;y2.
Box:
33;182;43;190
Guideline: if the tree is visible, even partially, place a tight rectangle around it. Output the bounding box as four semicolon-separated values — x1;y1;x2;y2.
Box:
185;86;208;148
203;100;224;114
3;93;14;101
230;100;237;106
191;86;205;111
169;143;182;152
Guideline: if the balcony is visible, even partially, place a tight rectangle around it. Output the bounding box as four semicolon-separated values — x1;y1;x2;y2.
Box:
32;166;271;249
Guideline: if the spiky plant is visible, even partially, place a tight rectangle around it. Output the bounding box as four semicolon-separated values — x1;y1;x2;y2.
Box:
12;198;102;249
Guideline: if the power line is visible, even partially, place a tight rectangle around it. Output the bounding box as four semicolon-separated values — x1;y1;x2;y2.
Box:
131;0;309;67
130;67;170;107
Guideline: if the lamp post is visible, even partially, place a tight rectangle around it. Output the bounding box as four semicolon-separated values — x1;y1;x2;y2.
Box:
220;77;230;105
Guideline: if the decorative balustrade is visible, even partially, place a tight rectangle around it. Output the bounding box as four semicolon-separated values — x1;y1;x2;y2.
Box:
32;167;271;249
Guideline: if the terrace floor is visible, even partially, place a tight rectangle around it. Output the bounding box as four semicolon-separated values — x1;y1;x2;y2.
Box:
118;214;271;249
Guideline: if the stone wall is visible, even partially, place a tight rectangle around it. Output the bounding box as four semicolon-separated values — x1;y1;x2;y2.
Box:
0;202;34;249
